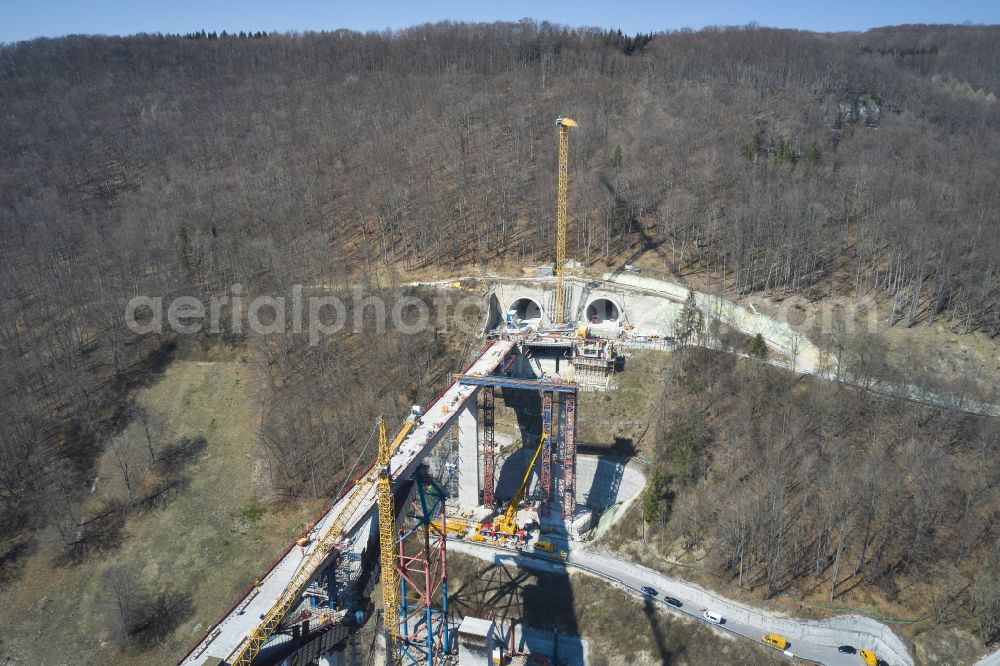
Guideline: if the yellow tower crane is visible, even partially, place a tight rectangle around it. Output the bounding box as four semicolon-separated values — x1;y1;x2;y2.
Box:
376;415;416;664
555;116;577;325
229;416;412;666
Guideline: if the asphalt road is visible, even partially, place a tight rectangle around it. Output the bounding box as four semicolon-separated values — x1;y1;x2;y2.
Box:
449;539;912;666
974;649;1000;666
568;549;862;666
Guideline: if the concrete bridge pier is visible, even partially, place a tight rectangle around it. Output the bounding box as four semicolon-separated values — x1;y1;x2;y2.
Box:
316;648;346;666
457;394;480;509
458;616;496;666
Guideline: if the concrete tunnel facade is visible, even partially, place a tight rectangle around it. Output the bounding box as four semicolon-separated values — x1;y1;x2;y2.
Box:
486;282;640;329
508;296;544;323
584;296;624;325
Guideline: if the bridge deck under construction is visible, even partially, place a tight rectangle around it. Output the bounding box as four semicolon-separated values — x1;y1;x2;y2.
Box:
455;373;578;394
179;340;515;666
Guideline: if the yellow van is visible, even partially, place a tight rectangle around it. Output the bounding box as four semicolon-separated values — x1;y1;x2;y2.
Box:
859;649;877;666
761;634;788;649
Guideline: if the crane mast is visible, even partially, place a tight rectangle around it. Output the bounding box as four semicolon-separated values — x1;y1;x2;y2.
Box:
555;116;577;324
228;417;412;666
375;414;419;664
375;417;400;663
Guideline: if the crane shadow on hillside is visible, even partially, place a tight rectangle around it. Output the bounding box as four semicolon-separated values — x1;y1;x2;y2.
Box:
0;533;32;587
597;174;668;265
448;551;582;663
642;594;674;665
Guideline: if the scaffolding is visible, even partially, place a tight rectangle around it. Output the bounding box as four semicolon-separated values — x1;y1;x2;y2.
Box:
481;387;496;511
539;391;553;515
454;374;578;522
397;469;452;666
570;338;619;388
562;394;577;520
555;395;566;507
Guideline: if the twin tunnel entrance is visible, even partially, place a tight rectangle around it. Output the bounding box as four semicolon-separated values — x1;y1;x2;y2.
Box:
506;296;623;326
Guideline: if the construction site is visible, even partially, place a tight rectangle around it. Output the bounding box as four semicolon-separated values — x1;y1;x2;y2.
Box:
172;117;620;666
177;115;914;666
9;17;1000;666
176;117;647;666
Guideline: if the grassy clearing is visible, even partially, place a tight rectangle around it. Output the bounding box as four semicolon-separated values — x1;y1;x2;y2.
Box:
487;349;673;456
0;359;324;665
446;553;783;665
911;625;985;666
576;350;672;455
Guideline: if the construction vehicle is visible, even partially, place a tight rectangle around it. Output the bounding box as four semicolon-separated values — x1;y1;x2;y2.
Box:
490;433;549;540
478;521;523;543
479;523;527;543
534;540;556;552
554;117;577;324
431;519;467;537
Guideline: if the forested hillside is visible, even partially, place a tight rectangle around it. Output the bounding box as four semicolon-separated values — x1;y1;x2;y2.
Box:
630;346;1000;653
1;21;1000;626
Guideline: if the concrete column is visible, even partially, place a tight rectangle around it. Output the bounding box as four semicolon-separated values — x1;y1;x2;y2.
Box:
457;394;479;509
458;616;495;666
317;649;346;666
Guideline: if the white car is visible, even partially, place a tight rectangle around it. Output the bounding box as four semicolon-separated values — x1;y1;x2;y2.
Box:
702;610;723;624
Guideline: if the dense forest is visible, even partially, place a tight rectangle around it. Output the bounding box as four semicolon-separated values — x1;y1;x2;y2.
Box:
638;342;1000;647
1;20;1000;609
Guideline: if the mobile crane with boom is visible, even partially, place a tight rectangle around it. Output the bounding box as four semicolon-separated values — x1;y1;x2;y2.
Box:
480;433;549;543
